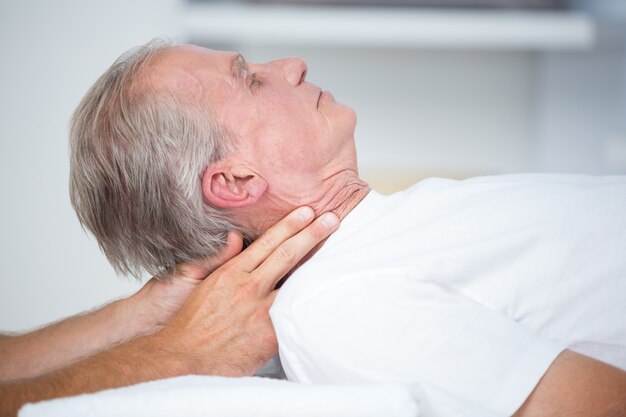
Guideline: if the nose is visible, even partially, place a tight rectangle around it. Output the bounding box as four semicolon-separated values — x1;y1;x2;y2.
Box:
279;57;308;86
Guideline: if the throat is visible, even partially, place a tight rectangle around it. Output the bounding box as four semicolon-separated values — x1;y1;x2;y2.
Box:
275;180;370;289
310;175;371;222
264;176;371;289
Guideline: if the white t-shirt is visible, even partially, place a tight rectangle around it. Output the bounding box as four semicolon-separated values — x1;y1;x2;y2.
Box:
270;174;626;417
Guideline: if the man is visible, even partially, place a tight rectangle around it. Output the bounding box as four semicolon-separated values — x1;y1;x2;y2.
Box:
0;208;339;417
69;40;626;416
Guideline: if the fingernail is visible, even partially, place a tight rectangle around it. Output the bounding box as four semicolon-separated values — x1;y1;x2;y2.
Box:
297;206;314;222
320;213;339;228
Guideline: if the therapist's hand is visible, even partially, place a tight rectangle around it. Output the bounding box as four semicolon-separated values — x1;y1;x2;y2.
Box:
0;207;339;417
131;232;244;332
152;206;339;376
0;233;247;384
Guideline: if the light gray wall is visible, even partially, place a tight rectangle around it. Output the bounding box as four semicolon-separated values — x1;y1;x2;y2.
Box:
1;0;624;332
533;42;626;173
0;0;180;331
533;0;626;173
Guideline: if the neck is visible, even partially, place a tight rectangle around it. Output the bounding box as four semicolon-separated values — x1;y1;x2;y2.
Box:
307;173;370;222
275;173;370;285
235;171;370;238
232;171;370;285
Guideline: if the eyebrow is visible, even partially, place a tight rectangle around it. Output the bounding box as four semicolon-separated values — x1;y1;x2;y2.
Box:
231;53;246;81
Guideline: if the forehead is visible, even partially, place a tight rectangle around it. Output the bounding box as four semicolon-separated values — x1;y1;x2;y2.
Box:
141;45;238;104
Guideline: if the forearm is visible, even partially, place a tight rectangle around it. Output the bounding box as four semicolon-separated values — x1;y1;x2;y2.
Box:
0;294;156;382
0;208;337;417
0;330;192;417
514;350;626;417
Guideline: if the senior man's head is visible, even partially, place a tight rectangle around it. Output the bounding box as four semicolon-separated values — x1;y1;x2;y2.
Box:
70;40;360;277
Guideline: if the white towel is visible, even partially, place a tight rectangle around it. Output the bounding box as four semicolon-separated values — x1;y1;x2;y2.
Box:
19;375;420;417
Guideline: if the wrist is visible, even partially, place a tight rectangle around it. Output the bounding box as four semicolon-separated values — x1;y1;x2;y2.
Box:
138;328;202;377
116;291;162;337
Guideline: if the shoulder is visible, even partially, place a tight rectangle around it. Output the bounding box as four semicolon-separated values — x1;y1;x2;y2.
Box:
271;274;566;416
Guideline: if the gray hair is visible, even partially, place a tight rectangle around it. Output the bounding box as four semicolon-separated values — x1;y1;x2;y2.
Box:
69;39;237;278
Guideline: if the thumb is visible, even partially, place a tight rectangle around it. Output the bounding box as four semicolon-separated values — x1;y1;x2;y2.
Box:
205;230;244;271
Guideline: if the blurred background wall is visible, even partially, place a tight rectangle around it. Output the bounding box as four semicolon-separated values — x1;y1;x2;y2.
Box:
1;0;625;331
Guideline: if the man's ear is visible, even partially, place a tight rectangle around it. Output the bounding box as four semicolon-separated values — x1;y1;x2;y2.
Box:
201;165;267;209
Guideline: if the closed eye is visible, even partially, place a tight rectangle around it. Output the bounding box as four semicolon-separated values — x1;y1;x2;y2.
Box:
249;72;261;90
232;53;260;90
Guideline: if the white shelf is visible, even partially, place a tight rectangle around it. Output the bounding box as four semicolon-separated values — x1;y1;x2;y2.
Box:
182;3;595;50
